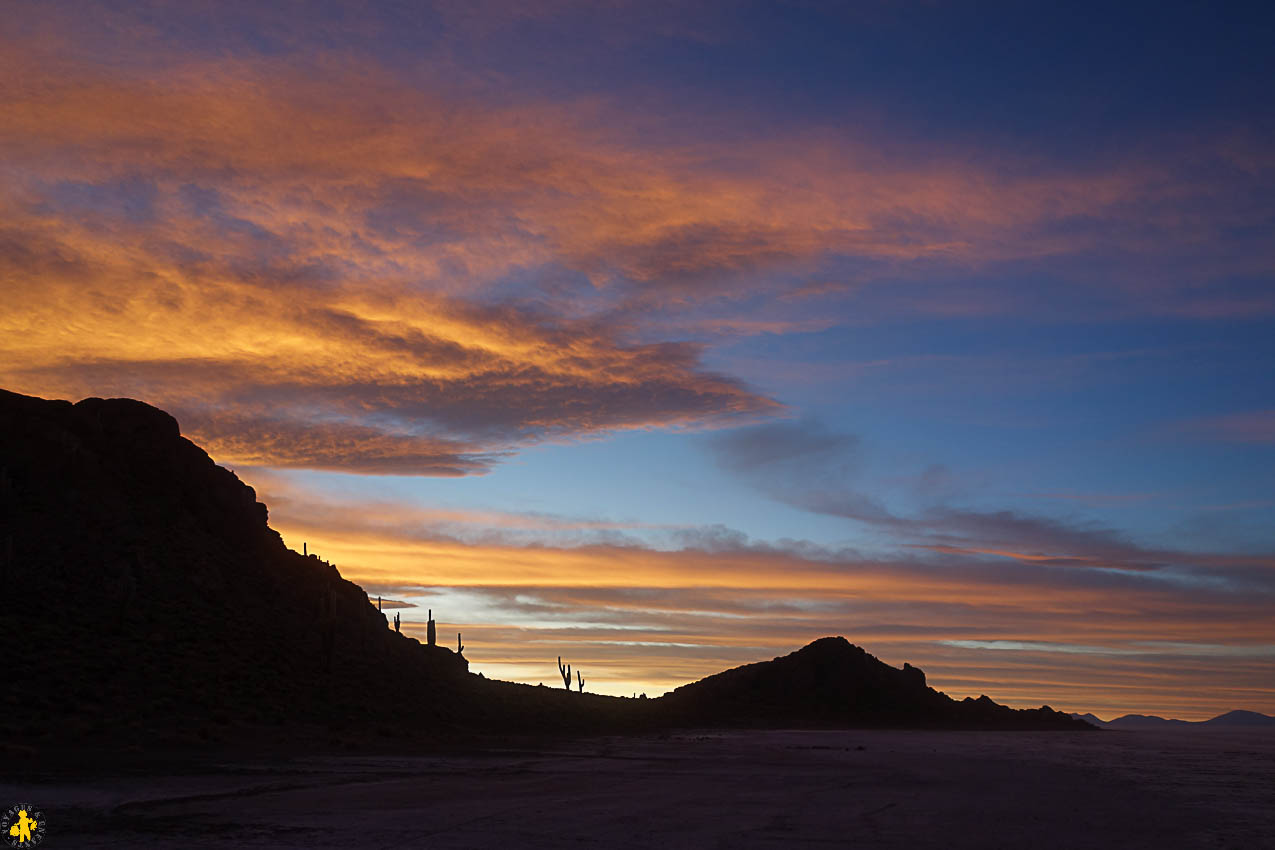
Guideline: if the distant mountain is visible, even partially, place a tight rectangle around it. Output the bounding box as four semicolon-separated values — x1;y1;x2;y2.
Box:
1070;710;1275;730
0;389;1095;748
1202;710;1275;727
660;636;1092;730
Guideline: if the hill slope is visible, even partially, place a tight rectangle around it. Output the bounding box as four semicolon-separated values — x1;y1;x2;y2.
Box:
660;637;1091;730
0;389;476;747
1203;710;1275;727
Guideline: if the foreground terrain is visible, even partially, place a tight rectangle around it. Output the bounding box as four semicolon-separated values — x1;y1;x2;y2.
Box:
8;728;1273;848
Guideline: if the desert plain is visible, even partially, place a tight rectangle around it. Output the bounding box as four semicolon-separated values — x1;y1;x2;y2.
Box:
8;727;1273;848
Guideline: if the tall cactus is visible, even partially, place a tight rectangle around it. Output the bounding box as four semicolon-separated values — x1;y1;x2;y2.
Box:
457;632;465;654
577;669;585;693
558;656;571;689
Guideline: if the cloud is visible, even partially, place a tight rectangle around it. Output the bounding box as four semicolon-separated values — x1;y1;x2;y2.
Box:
1179;410;1275;444
371;598;416;610
2;17;1271;474
705;420;1265;574
178;412;502;476
911;508;1166;571
707;420;861;474
706;420;899;522
247;468;670;548
1;269;780;473
1;5;1270;311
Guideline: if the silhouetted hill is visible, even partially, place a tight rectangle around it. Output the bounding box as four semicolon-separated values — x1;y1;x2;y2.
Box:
658;637;1091;730
1082;710;1275;730
1086;713;1275;734
1203;710;1275;727
0;389;490;749
1;389;1092;749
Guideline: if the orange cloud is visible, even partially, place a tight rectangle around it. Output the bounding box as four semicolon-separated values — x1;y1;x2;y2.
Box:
3;37;1269;472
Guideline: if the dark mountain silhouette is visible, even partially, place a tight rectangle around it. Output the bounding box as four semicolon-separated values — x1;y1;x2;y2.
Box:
1202;710;1275;727
0;388;479;749
660;637;1091;730
1;389;1089;750
1070;710;1275;729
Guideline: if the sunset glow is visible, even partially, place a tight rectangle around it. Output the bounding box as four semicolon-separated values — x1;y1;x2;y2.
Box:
3;0;1272;720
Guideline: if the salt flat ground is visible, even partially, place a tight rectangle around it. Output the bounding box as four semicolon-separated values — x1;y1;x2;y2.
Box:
9;728;1274;848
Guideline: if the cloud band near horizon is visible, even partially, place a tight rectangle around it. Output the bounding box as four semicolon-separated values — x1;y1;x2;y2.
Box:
247;471;1275;720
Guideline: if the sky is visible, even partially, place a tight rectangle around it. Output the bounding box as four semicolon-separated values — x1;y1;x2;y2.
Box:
2;0;1272;719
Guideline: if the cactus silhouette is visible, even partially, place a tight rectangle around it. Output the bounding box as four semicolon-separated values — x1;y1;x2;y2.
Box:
577;669;585;693
558;656;571;690
457;632;465;654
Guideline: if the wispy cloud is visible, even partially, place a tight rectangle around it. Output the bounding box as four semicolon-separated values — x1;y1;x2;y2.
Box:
249;468;673;547
1179;410;1275;445
706;419;1274;575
